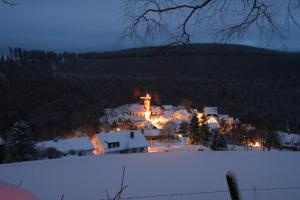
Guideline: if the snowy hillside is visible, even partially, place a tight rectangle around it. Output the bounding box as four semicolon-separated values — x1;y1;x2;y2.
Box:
0;151;300;200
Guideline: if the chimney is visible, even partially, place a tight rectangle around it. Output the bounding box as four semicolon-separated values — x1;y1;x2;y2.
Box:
130;131;134;139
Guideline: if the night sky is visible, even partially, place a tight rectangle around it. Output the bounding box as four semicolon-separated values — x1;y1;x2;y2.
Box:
1;0;300;54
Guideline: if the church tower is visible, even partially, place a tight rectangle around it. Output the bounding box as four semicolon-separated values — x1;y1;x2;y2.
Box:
140;93;151;112
140;94;151;119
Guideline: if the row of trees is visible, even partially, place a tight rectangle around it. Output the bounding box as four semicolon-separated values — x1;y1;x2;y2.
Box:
187;115;227;150
182;114;280;151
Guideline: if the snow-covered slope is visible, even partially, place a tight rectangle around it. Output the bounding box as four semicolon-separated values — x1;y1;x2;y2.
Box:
0;151;299;200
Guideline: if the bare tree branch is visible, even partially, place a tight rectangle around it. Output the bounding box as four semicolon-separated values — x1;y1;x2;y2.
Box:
104;166;128;200
123;0;300;46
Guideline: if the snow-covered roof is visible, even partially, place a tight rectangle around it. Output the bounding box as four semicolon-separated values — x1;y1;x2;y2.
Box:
151;106;162;112
204;107;218;116
277;131;300;148
37;136;93;152
129;104;146;113
162;105;174;110
163;110;176;118
219;114;229;120
144;129;160;136
98;130;148;153
172;109;191;121
131;115;146;122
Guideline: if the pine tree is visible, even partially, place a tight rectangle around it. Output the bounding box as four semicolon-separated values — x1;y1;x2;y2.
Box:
6;121;36;162
200;115;210;146
264;131;280;151
210;133;227;151
188;115;202;144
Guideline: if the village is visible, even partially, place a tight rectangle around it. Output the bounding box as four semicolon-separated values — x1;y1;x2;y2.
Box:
35;94;300;157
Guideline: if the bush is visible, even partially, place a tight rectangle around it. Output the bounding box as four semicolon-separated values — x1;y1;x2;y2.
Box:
78;150;87;156
68;149;76;155
43;147;62;159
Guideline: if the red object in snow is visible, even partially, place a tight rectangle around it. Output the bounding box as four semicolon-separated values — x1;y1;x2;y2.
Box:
0;181;39;200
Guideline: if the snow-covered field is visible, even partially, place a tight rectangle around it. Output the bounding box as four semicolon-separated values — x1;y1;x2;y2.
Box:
0;151;300;200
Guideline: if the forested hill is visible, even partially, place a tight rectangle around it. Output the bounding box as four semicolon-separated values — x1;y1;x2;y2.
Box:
0;44;299;140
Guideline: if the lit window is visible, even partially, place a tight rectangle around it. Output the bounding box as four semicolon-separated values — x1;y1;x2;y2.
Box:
207;117;218;124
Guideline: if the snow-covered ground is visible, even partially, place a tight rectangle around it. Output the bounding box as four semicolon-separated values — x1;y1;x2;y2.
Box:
0;151;299;200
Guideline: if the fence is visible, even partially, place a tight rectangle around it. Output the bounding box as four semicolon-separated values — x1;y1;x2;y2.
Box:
96;168;300;200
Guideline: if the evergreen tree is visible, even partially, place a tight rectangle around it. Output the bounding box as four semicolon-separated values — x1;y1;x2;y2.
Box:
200;115;210;146
210;133;227;151
264;131;280;151
188;115;202;144
6;121;36;162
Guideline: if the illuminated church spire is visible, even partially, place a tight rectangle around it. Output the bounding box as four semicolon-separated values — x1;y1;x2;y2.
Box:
140;93;151;119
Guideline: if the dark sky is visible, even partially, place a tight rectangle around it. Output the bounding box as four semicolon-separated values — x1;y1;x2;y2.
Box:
1;0;300;54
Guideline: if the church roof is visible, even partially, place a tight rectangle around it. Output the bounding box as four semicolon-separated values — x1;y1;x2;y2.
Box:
129;104;146;113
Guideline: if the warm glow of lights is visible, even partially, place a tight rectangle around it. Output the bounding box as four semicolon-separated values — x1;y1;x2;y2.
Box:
249;141;261;148
178;134;183;138
140;93;151;113
145;111;151;120
147;116;169;129
116;128;120;131
89;135;104;155
207;117;218;124
196;112;203;120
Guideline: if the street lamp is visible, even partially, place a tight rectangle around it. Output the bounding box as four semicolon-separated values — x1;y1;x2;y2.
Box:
178;134;183;146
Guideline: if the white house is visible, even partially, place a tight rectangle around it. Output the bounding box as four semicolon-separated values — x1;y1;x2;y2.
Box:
277;131;300;150
37;136;94;153
203;107;219;129
98;130;149;154
129;104;147;117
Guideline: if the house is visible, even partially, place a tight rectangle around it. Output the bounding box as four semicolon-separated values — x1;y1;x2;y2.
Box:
277;131;300;151
37;136;94;154
203;107;219;129
129;104;147;117
98;130;149;154
151;106;163;116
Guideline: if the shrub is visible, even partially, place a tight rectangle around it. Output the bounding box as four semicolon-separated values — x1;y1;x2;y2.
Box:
68;149;76;155
43;147;62;159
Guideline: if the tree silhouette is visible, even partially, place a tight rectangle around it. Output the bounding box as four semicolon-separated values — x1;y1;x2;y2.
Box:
124;0;300;45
